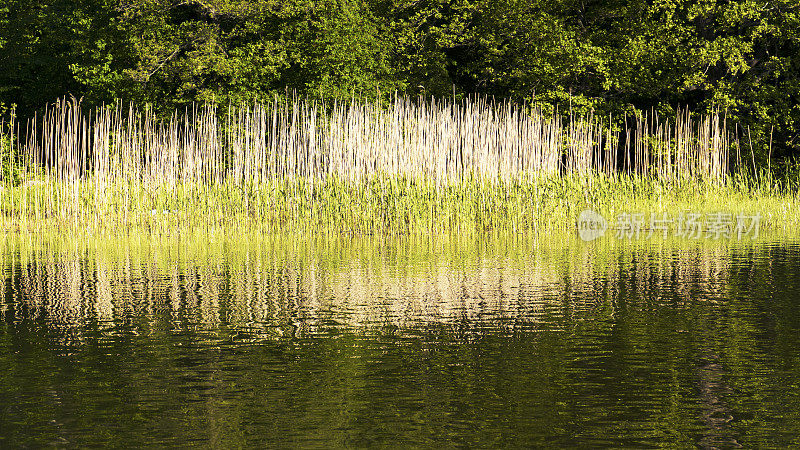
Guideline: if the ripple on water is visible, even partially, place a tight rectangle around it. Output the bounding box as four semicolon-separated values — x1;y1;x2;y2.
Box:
1;234;800;447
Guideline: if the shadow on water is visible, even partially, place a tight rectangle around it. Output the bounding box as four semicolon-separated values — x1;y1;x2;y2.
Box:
1;232;800;447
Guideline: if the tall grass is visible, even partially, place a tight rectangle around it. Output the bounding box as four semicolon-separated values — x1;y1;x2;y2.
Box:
0;95;791;234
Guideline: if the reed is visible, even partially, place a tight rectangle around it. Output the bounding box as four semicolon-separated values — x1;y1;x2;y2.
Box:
0;95;792;234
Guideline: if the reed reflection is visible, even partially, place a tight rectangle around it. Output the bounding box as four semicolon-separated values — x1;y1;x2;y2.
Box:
1;233;799;448
0;234;767;338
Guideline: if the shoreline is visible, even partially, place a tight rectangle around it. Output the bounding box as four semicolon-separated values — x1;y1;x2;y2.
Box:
0;172;797;235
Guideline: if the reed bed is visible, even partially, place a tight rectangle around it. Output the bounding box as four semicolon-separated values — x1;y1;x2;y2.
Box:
0;95;787;234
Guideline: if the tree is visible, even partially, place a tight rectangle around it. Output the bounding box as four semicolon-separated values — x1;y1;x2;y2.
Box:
1;0;799;163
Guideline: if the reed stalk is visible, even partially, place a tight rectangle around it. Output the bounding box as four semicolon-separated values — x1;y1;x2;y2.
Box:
0;95;777;234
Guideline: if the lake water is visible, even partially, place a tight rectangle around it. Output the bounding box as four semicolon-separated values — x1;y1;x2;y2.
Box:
1;232;799;447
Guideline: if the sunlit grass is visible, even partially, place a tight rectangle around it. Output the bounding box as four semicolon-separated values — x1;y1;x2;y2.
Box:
0;171;797;235
0;96;796;235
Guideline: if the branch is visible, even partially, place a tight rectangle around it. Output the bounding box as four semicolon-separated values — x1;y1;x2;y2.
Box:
145;45;183;82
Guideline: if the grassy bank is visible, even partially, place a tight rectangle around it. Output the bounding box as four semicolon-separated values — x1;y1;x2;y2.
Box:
0;96;797;235
1;172;798;235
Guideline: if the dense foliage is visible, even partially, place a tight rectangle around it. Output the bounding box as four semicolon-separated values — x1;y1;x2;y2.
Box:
1;0;799;164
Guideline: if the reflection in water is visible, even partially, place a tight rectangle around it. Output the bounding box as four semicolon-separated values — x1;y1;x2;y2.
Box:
3;235;746;331
1;233;799;447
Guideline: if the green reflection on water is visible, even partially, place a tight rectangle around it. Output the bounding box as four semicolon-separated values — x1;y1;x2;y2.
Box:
1;231;800;447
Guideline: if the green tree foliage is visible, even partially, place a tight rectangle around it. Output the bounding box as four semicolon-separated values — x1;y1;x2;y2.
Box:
100;0;405;106
1;0;404;112
1;0;798;162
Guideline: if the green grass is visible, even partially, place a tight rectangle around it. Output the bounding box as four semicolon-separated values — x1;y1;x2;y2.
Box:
1;171;798;235
0;96;796;236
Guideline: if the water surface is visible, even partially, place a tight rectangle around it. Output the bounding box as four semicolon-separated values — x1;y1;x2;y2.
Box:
1;233;799;447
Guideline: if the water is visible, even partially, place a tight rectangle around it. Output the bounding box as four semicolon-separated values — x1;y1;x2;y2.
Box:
1;233;799;447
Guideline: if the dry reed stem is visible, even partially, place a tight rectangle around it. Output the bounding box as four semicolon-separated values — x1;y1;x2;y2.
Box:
0;96;737;229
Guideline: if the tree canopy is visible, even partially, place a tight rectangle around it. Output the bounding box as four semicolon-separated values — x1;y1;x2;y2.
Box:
1;0;799;162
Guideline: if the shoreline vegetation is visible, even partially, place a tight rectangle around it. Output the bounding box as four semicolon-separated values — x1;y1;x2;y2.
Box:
0;96;798;235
